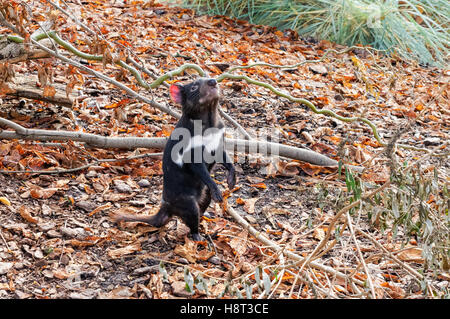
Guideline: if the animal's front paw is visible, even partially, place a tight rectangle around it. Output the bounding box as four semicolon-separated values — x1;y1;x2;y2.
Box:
211;188;223;203
192;233;205;242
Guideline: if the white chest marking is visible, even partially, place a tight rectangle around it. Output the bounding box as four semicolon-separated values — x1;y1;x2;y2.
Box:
173;128;224;166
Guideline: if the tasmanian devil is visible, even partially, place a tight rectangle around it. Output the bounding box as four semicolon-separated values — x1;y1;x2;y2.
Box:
112;78;236;241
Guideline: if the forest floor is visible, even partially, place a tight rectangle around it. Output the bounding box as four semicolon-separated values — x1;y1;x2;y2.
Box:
0;0;448;299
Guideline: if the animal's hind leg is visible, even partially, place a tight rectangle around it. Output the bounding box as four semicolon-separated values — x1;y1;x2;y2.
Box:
171;196;202;241
150;203;172;227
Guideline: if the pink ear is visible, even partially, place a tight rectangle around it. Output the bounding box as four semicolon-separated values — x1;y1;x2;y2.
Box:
169;84;183;104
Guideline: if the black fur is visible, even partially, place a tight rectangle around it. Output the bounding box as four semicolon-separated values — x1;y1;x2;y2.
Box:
112;78;235;241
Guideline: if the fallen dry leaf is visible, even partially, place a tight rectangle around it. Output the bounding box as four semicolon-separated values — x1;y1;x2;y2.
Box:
298;162;335;176
98;286;136;299
18;205;38;224
30;186;58;199
381;282;406;299
174;238;198;263
313;227;326;241
277;220;297;234
0;196;11;206
53;269;70;280
69;238;101;248
88;202;113;217
51;179;70;189
271;208;291;215
107;241;141;259
250;182;267;189
0;282;12;291
276;161;301;176
243;198;259;214
43;85;56;98
397;247;424;263
104;193;135;202
174;237;214;263
229;230;248;256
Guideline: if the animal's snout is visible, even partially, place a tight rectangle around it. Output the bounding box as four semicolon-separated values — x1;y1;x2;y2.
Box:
207;79;217;87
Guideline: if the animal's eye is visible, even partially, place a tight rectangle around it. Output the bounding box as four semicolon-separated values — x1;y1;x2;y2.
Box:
190;85;198;92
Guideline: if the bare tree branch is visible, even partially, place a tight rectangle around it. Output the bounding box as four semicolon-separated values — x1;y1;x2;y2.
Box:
0;117;345;168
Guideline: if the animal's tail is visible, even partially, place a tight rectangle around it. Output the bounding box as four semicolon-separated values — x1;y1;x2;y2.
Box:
110;204;170;227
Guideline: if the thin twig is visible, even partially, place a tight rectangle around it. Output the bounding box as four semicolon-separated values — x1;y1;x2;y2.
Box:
222;200;365;287
219;108;253;140
266;252;285;298
23;33;182;118
354;227;424;281
225;46;387;73
46;0;96;36
291;179;391;270
0;229;10;251
345;212;376;299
